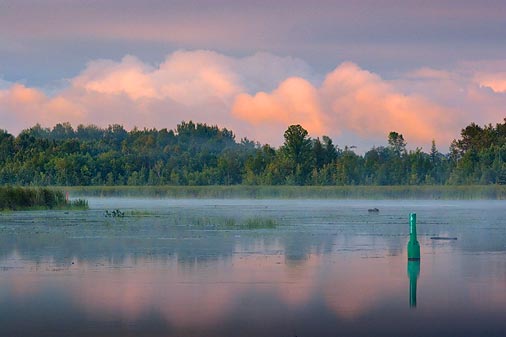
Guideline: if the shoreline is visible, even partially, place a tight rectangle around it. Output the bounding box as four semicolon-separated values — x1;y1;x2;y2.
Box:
56;185;506;200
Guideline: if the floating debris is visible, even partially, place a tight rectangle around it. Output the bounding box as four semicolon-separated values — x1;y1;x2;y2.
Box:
368;208;379;213
430;237;457;240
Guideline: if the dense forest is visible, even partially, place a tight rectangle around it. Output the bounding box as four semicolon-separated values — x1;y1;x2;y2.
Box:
0;119;505;186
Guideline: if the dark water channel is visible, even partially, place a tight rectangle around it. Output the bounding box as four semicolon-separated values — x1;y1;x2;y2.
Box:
0;199;505;336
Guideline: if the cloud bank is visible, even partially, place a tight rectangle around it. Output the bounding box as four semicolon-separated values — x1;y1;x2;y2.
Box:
1;50;505;151
232;63;457;144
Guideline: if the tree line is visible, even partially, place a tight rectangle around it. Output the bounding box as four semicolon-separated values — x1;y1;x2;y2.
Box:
0;119;505;186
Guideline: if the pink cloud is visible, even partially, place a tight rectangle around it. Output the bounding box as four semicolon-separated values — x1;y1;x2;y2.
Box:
232;62;457;147
475;72;506;94
0;51;312;143
73;56;158;100
232;77;325;134
0;84;84;131
325;63;456;143
154;50;243;105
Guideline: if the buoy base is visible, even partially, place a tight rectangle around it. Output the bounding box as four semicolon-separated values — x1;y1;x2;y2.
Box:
408;257;421;261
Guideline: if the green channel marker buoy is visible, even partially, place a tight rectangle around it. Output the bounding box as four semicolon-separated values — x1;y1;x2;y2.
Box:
407;213;420;260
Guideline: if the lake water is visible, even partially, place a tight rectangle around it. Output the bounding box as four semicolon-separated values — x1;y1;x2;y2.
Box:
0;199;505;336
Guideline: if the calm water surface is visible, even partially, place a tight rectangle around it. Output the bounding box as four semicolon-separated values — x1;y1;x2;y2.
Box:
0;199;505;336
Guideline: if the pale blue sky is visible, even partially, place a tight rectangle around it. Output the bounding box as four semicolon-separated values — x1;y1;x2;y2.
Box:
1;0;504;85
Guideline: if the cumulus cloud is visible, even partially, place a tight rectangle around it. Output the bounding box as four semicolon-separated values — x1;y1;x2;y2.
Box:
69;50;313;105
73;56;158;100
233;77;325;134
232;62;457;146
0;84;84;130
475;72;506;93
323;63;456;142
0;51;312;135
1;50;506;150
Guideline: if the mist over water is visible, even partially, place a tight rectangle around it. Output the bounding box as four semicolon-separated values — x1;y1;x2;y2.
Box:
1;199;505;336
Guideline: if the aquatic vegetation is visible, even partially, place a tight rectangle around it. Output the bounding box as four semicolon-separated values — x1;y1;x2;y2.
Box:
186;216;277;230
128;210;154;217
67;185;506;200
0;186;89;210
67;199;89;210
242;218;277;229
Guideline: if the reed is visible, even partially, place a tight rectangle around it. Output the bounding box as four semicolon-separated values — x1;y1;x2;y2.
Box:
0;186;88;210
63;185;506;200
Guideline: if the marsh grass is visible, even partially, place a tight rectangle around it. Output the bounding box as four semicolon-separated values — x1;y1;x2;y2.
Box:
180;215;278;230
128;210;154;217
64;185;506;199
242;218;278;229
0;186;89;210
65;199;89;210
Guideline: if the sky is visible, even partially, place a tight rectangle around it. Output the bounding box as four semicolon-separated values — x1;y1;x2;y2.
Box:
0;0;505;151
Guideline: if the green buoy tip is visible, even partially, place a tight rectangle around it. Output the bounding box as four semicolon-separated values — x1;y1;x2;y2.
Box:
407;213;420;260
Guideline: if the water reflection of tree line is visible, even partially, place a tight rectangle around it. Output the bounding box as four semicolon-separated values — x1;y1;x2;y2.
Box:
0;221;343;266
0;233;339;265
